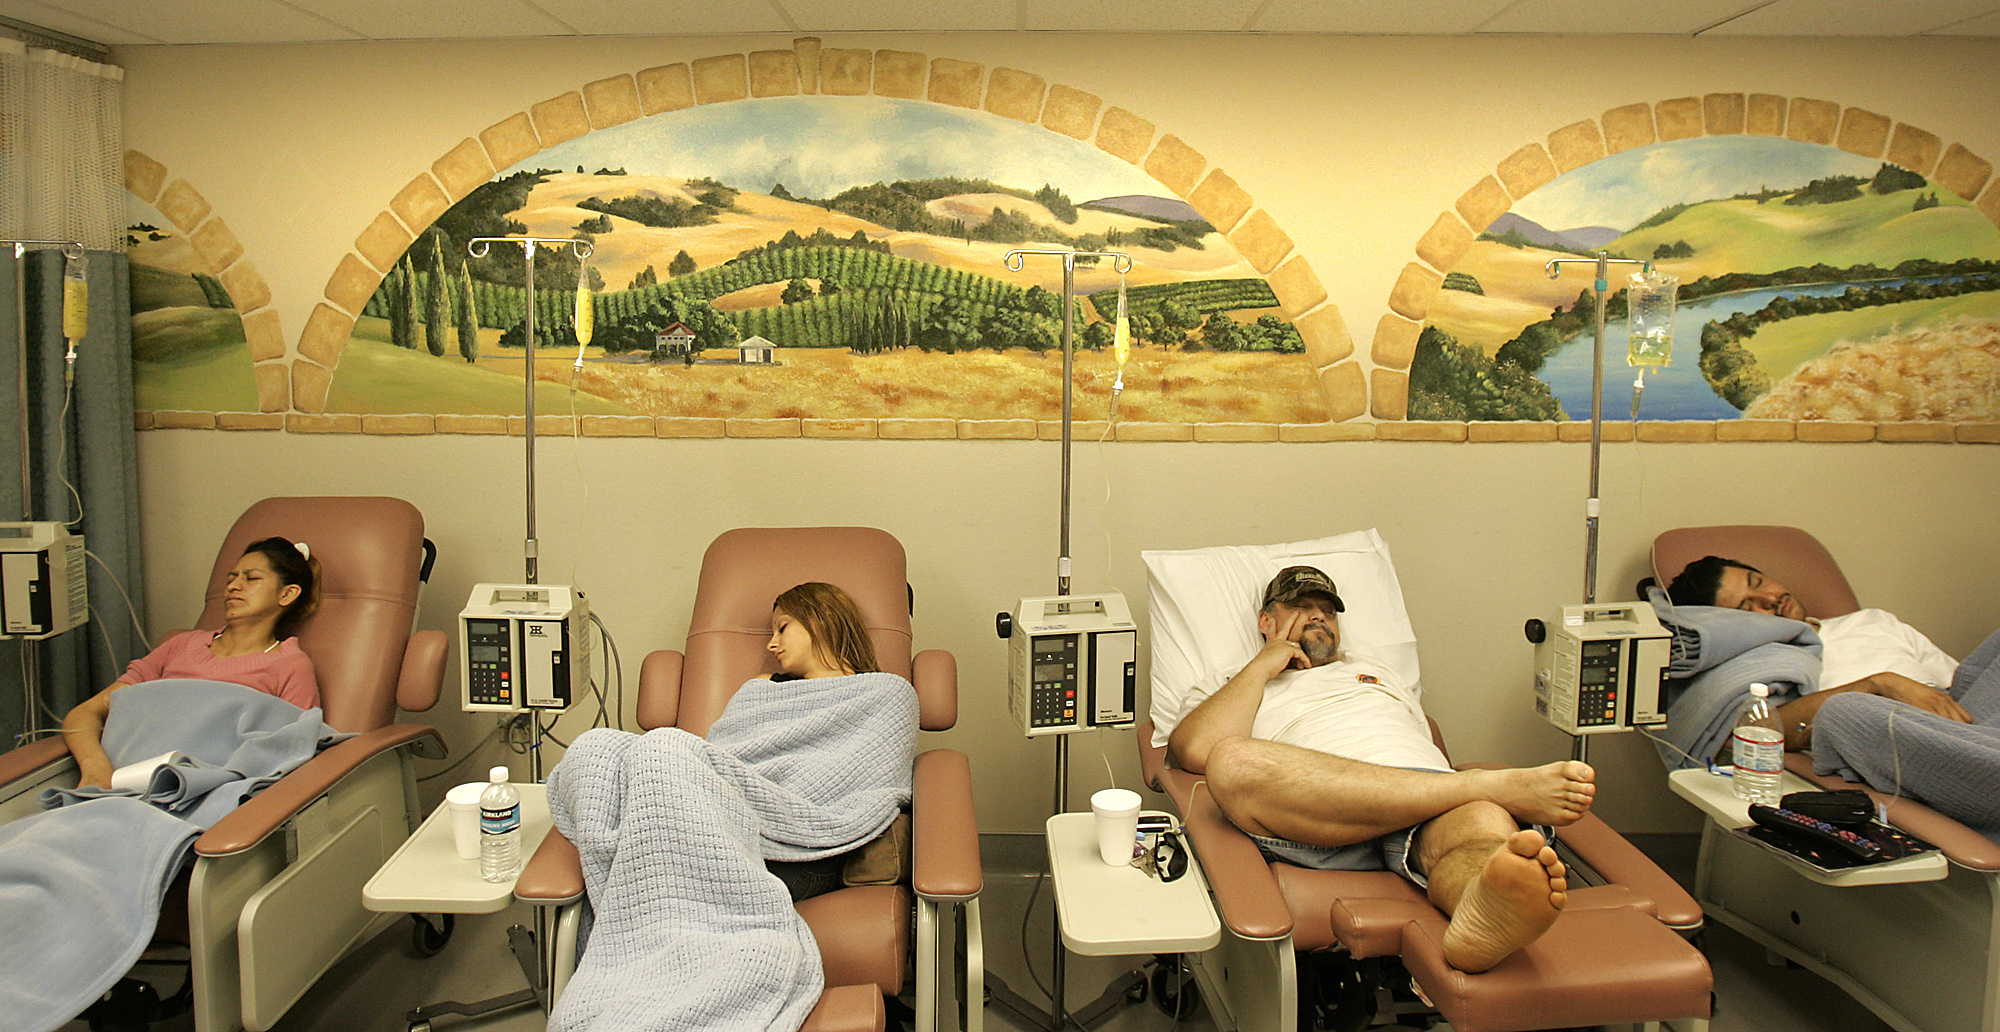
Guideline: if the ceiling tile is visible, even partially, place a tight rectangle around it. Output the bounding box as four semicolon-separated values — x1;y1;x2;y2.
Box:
299;0;576;39
14;0;362;43
531;0;790;35
1703;0;2000;35
777;0;1017;31
1254;0;1515;34
1020;0;1264;32
0;0;158;43
1477;0;1764;35
1922;8;2000;33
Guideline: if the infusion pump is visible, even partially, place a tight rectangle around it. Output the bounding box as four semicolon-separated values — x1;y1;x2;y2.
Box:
0;522;87;640
1529;601;1670;735
997;592;1138;737
459;583;589;713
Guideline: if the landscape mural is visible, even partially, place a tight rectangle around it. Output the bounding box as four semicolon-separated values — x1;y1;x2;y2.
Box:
333;96;1324;423
124;202;260;413
1414;135;2000;422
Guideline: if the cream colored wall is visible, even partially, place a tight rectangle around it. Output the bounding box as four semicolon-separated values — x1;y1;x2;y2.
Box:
117;32;2000;832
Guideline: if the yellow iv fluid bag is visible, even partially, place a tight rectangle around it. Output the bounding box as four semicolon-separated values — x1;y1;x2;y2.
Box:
62;255;89;341
1627;269;1677;367
573;270;594;347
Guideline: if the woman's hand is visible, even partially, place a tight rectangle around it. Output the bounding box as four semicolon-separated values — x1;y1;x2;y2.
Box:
61;682;123;789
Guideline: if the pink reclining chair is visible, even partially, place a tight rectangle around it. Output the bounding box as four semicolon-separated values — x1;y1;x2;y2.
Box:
515;526;984;1032
0;495;449;1032
1655;525;2000;1032
1137;720;1712;1032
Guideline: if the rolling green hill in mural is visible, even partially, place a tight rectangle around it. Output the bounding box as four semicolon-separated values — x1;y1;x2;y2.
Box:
1611;189;2000;275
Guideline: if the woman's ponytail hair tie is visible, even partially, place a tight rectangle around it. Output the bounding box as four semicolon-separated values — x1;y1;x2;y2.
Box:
295;541;311;562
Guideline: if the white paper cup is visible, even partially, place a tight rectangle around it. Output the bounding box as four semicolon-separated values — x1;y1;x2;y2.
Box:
1091;788;1143;867
446;782;485;860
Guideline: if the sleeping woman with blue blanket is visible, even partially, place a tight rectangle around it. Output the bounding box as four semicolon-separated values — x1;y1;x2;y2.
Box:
545;582;917;1032
61;536;322;789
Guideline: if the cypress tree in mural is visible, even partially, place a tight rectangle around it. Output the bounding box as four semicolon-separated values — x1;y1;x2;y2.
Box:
455;259;479;363
423;233;449;357
388;255;416;349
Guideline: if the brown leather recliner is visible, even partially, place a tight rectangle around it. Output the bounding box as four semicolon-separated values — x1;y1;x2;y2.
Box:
515;526;984;1032
1654;524;2000;1032
0;496;449;1032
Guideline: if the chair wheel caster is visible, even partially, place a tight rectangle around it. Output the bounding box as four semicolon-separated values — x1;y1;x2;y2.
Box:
1150;962;1198;1019
408;1021;432;1032
411;914;454;957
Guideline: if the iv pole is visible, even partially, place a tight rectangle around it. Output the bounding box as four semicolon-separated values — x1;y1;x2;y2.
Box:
467;236;593;588
6;239;85;736
1543;251;1649;763
1001;247;1133;1032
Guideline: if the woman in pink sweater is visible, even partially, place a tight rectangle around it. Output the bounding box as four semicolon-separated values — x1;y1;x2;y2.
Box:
61;537;323;788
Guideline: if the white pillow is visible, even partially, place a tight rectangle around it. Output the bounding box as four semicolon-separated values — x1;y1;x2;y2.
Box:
1142;528;1420;747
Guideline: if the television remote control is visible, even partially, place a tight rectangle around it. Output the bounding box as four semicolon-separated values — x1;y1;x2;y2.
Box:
1749;804;1884;859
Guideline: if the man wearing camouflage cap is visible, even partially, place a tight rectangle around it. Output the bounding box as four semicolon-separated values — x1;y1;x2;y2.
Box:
1165;565;1596;973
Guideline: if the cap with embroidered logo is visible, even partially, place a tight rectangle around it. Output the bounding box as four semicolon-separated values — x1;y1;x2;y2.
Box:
1262;566;1344;612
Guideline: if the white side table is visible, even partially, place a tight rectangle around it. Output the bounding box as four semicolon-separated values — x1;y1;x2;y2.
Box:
1046;810;1220;954
1668;767;1944;886
364;782;555;1031
364;782;553;912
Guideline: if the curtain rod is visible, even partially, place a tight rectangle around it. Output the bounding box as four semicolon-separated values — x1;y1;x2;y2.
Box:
0;16;111;62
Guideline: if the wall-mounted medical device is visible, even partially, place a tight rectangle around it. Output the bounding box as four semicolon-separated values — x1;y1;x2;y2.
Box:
1527;601;1670;735
459;583;589;713
0;522;86;640
996;591;1138;736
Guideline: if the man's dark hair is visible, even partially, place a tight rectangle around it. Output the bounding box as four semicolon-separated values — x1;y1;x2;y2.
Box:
1665;555;1760;608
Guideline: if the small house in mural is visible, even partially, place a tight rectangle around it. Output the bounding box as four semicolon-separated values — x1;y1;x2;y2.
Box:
653;323;695;361
738;336;777;365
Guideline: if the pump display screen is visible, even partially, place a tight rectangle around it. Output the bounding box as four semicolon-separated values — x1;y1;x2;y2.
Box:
472;644;500;663
1034;662;1066;682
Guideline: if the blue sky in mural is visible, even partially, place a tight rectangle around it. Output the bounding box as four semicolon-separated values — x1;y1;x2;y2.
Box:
504;96;1165;203
1515;136;1883;232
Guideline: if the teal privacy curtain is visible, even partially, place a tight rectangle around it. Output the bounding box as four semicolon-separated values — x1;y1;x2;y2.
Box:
0;247;142;747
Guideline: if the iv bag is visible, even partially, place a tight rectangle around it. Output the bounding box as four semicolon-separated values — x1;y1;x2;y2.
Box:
573;266;594;347
62;254;89;341
1626;269;1677;367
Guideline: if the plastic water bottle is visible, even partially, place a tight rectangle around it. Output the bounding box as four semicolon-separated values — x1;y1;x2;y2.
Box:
1731;683;1786;807
479;765;521;883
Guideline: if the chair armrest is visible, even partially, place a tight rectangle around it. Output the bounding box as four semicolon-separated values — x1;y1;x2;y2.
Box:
911;748;980;901
194;724;444;856
396;629;448;713
516;827;585;905
911;649;957;731
0;735;71;787
1182;780;1294;940
636;650;684;731
1555;813;1705;930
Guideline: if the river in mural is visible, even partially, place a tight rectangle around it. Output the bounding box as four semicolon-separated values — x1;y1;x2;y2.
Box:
330;96;1326;423
1417;135;2000;422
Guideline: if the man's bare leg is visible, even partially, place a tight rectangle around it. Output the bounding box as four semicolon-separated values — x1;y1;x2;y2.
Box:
1415;803;1568;972
1204;735;1594;846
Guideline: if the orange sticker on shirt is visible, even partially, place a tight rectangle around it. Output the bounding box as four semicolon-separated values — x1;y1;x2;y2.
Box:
1357;674;1380;685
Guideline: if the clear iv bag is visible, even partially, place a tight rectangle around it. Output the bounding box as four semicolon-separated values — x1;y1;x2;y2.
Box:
62;254;89;341
1627;269;1677;367
574;265;594;348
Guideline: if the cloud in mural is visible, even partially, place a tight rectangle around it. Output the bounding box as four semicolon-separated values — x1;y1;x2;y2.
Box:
508;97;1164;202
1517;136;1882;232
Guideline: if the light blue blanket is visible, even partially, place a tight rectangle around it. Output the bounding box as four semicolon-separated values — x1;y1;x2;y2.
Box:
1;679;342;1032
1647;587;1823;770
546;672;916;1032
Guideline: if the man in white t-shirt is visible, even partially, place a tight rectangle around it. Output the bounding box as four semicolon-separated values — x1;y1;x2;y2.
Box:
1165;566;1598;973
1664;556;1971;750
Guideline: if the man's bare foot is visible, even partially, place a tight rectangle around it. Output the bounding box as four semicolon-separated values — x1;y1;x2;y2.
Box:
1478;761;1595;826
1439;830;1567;973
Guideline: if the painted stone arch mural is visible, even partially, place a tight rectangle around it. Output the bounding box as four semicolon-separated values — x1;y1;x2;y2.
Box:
291;38;1362;440
1384;94;2000;440
121;153;290;427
